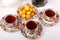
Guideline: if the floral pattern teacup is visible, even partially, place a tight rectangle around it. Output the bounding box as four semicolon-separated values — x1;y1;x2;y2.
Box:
20;19;42;39
38;9;59;26
0;14;21;32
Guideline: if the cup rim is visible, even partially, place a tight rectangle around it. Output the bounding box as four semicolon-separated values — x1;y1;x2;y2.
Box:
25;20;38;30
4;14;17;24
43;9;56;18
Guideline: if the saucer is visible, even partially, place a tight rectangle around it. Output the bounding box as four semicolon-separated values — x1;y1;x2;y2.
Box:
38;9;59;26
20;20;42;39
0;15;21;32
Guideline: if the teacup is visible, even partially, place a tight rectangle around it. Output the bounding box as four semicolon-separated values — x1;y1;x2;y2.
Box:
0;14;21;32
38;9;59;26
20;19;42;39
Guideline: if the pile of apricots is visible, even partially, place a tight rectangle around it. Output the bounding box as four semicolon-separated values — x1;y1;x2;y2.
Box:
18;4;37;19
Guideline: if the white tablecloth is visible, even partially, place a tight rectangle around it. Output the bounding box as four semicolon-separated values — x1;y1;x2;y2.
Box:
0;0;60;40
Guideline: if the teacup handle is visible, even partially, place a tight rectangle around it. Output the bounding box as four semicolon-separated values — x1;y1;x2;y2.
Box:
53;13;59;22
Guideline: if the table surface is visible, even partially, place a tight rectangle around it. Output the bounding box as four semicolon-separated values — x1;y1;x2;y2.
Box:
0;0;60;40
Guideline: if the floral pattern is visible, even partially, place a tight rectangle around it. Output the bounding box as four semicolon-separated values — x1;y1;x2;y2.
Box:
0;15;21;32
20;21;42;39
38;12;59;26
